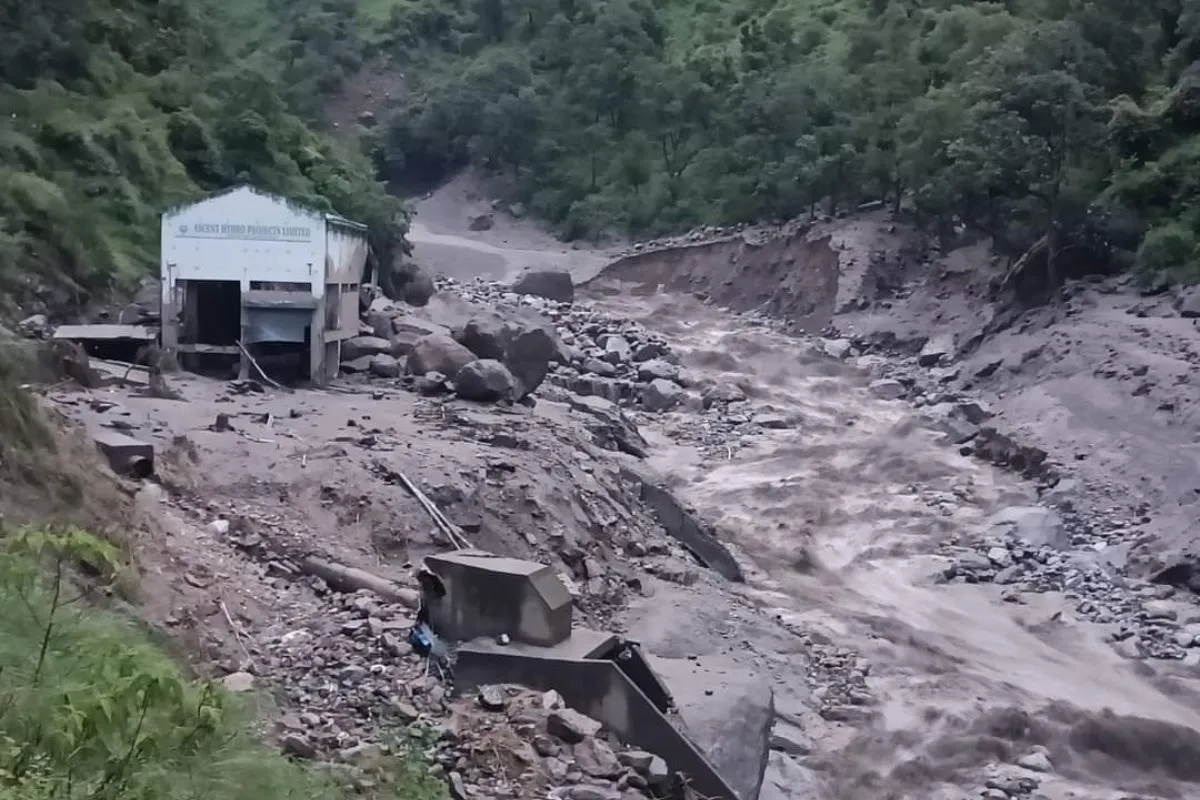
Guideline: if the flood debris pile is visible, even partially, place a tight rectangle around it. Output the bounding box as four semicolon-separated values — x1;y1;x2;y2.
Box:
345;270;794;464
347;270;693;416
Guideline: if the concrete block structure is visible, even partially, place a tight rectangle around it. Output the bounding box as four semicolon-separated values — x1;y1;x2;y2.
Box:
159;186;370;384
422;550;573;647
418;548;740;799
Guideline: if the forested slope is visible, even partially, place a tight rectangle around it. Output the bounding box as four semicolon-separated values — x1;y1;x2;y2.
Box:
0;0;405;314
7;0;1200;308
368;0;1200;284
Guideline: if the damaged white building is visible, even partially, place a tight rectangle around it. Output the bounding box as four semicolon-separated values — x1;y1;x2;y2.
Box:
159;186;370;383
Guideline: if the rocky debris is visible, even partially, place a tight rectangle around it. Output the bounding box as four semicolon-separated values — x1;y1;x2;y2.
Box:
511;269;576;304
936;501;1200;661
407;333;477;380
562;393;648;458
426;277;684;411
451;309;562;399
759;752;829;800
836;332;1056;482
164;492;678;800
343;276;694;415
454;359;518;403
822;321;1200;663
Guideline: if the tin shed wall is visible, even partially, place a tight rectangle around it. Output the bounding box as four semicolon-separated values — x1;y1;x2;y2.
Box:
323;220;368;339
324;221;368;285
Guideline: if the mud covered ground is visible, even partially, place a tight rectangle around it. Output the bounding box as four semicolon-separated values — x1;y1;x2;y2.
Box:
27;174;1200;800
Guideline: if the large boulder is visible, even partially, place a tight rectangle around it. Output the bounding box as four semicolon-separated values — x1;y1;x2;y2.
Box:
390;320;442;357
369;354;402;378
403;268;436;307
453;309;565;399
457;315;507;360
405;333;476;379
511;268;575;304
641;378;683;411
505;326;557;399
366;308;397;340
454;359;518;402
341;336;392;361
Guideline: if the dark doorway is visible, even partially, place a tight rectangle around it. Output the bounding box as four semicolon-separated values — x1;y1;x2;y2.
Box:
183;279;240;346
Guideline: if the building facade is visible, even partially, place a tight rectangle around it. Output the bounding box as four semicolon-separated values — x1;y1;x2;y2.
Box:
159;186;370;383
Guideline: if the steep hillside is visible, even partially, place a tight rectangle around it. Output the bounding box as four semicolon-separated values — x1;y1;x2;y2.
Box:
355;0;1200;286
0;0;406;317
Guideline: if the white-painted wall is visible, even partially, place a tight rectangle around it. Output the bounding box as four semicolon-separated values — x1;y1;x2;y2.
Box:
160;186;326;303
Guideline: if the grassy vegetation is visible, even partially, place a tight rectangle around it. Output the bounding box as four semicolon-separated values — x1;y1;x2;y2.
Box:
0;526;447;800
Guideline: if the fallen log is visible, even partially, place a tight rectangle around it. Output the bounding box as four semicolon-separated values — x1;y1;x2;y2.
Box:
297;555;419;609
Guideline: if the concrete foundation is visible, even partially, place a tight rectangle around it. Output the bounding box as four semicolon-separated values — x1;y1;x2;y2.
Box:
454;638;737;800
419;549;743;799
423;550;573;646
92;430;154;479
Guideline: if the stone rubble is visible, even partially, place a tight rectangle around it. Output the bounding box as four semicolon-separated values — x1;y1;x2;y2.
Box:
346;274;778;466
37;252;1188;799
821;331;1200;665
168;490;675;800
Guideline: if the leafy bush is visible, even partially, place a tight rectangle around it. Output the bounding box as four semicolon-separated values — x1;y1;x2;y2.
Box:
1136;222;1200;283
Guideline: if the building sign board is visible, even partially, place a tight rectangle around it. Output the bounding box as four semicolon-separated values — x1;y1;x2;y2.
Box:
176;222;313;242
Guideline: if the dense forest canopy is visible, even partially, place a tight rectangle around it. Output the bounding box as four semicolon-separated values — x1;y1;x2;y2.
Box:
4;0;1200;309
372;0;1200;284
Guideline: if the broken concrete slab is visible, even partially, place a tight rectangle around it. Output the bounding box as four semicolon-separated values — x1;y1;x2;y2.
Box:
648;654;774;800
631;474;744;582
53;324;157;343
454;640;738;800
93;429;154;479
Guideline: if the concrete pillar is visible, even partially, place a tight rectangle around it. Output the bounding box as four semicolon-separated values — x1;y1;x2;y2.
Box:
309;307;324;385
160;269;178;351
237;296;249;380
